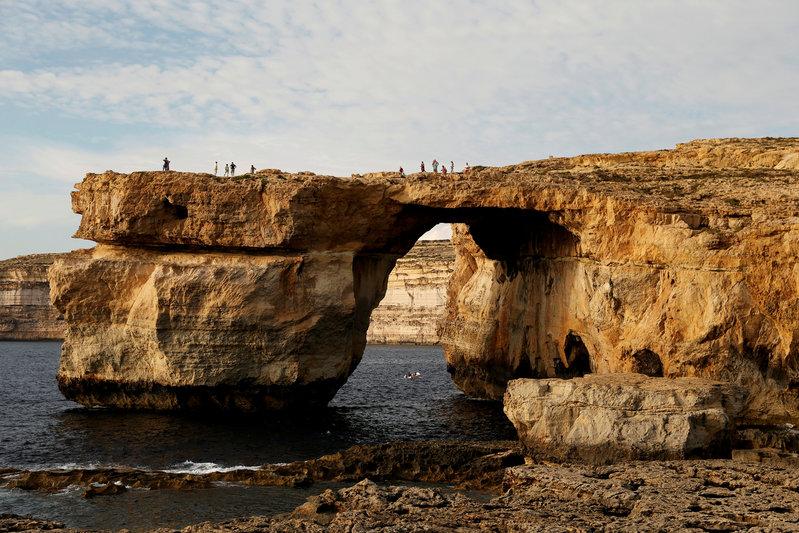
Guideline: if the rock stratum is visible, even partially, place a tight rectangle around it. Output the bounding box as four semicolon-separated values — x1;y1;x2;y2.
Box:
365;239;454;344
0;254;65;340
50;138;799;421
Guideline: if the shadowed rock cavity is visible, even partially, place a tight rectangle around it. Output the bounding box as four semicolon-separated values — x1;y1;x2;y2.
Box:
49;138;799;423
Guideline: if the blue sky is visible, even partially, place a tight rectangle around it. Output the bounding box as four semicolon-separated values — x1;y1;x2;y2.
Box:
1;1;798;258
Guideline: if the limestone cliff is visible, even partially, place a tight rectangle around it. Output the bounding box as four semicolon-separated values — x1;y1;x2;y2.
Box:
50;138;799;421
0;254;65;340
365;240;454;345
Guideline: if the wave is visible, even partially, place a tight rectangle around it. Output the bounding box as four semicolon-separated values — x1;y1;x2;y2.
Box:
163;461;261;474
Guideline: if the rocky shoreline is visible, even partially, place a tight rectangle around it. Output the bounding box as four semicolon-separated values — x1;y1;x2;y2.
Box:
4;437;799;531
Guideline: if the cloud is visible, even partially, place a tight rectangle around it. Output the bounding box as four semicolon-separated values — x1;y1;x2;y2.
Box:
0;1;797;257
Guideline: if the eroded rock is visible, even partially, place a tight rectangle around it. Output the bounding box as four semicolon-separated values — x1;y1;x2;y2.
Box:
0;253;65;340
50;138;799;419
504;374;744;463
172;460;799;532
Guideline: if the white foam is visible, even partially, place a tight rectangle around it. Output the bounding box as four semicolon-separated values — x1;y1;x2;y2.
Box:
163;461;261;474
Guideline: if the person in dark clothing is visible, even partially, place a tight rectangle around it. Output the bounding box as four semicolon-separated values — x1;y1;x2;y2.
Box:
230;162;236;176
420;161;425;172
162;157;170;171
399;167;405;177
250;164;256;174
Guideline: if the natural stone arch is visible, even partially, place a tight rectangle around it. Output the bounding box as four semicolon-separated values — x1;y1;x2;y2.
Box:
50;138;799;423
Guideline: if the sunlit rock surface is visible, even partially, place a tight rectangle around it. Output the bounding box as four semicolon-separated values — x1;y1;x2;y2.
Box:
0;253;65;340
50;138;799;419
366;240;454;345
504;374;744;462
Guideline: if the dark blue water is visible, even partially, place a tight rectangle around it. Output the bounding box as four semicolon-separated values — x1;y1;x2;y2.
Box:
0;341;514;530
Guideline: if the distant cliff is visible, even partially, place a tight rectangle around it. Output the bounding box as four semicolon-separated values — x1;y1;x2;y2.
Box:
0;254;65;340
366;240;454;345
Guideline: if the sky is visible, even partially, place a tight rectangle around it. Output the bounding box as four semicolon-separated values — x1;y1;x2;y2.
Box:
1;1;798;258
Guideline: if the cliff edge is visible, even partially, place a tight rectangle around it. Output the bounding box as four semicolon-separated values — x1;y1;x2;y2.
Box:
0;254;65;340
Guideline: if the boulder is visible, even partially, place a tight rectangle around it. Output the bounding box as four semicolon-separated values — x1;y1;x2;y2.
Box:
503;374;744;463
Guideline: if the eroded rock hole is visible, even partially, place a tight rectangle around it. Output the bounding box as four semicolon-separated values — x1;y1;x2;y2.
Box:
162;197;188;220
630;349;664;377
557;332;591;378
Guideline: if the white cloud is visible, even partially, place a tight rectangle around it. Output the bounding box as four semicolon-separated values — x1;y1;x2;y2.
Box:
0;1;797;257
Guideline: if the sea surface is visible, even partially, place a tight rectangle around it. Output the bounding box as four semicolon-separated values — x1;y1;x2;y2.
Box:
0;341;514;530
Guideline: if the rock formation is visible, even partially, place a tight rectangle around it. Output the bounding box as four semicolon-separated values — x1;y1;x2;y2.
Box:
0;253;65;340
365;239;454;344
504;374;745;463
50;138;799;422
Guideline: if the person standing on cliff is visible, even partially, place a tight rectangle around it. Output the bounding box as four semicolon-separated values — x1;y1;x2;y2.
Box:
230;162;236;176
250;164;255;175
420;161;425;172
432;159;438;173
214;161;218;175
450;161;454;173
399;167;405;177
162;157;170;171
224;163;229;177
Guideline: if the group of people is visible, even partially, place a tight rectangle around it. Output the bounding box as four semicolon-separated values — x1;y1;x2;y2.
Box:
398;159;469;177
213;161;257;177
160;158;257;176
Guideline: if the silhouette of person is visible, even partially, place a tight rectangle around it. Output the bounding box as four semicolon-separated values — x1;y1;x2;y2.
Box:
162;157;170;171
432;159;438;173
224;163;230;177
450;161;454;173
441;165;448;175
420;161;425;172
399;167;405;177
250;164;255;174
230;162;236;176
214;161;218;175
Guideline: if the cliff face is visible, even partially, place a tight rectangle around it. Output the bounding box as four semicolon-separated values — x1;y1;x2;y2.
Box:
0;254;65;340
50;138;799;420
365;240;454;345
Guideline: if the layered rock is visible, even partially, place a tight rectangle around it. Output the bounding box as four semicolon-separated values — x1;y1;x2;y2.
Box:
365;239;454;344
0;253;65;340
503;374;744;463
50;138;799;420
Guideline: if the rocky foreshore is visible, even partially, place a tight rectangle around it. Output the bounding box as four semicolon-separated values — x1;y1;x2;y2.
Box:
5;437;799;532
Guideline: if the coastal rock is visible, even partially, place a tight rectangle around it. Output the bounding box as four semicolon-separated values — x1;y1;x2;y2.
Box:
0;254;65;340
365;239;454;345
50;138;799;420
2;441;521;493
175;460;799;532
504;374;744;463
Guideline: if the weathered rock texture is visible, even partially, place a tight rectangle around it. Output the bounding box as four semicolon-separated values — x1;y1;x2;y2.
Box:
0;254;65;340
504;374;744;463
51;138;799;420
173;460;799;532
365;239;454;344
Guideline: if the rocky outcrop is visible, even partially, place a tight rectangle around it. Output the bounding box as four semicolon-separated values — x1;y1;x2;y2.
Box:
0;253;65;340
175;460;799;532
504;374;744;463
50;138;799;421
2;441;521;494
365;239;454;344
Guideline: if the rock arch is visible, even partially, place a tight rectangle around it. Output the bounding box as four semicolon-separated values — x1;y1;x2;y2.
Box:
50;138;799;423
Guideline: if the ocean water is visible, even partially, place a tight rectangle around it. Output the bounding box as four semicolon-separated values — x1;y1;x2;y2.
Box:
0;341;515;530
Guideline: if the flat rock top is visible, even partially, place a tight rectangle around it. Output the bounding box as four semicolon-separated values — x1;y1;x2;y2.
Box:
506;374;743;412
69;137;799;251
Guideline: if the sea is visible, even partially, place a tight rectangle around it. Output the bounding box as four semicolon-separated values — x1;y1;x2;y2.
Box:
0;341;515;530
